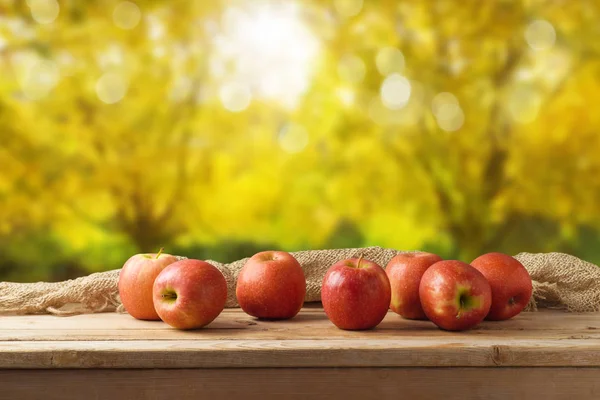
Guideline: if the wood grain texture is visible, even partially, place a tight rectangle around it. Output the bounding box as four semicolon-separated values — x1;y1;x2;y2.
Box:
1;367;600;400
2;338;600;369
1;307;599;369
1;308;599;341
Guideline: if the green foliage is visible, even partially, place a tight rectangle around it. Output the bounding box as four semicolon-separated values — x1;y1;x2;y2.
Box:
1;0;600;281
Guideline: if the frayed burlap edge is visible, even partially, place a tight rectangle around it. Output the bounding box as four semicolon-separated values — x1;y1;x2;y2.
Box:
1;247;598;316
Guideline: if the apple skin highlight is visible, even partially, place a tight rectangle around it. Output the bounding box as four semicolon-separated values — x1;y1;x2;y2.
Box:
386;252;443;320
322;256;391;331
153;259;227;330
118;250;179;320
236;251;306;320
419;260;492;331
471;252;533;321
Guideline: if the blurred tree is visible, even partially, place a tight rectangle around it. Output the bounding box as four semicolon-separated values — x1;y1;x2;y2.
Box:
303;0;600;260
0;0;599;281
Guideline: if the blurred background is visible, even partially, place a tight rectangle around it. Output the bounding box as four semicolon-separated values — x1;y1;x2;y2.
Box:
1;0;599;282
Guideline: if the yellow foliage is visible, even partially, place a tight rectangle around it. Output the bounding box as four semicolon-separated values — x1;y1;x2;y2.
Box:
1;0;599;280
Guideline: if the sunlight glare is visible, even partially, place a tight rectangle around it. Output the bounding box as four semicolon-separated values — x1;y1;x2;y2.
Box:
213;2;320;110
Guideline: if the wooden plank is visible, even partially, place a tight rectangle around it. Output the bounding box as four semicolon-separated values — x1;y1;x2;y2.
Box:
1;338;600;368
1;308;599;342
1;367;599;400
2;308;600;369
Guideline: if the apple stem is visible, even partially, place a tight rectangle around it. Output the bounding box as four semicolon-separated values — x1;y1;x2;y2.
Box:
155;247;164;259
357;254;364;269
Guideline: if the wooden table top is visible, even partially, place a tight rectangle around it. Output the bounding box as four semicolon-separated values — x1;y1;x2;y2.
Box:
1;306;599;369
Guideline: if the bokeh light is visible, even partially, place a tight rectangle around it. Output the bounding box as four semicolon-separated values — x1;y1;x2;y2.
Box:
368;96;388;125
508;86;542;124
375;47;405;76
431;92;458;119
380;74;411;110
146;14;165;40
29;0;59;24
333;0;363;18
21;59;60;100
56;51;76;74
170;76;193;103
337;54;366;84
336;87;355;107
534;48;572;90
219;81;252;112
95;72;129;104
369;95;419;127
525;20;556;51
0;34;7;51
278;123;309;154
97;45;124;69
113;2;142;30
436;107;464;131
432;92;464;131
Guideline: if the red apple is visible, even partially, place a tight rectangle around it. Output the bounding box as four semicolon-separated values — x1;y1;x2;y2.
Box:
236;251;306;320
118;249;179;320
322;255;391;331
386;252;443;320
471;252;533;321
419;260;492;331
153;259;227;330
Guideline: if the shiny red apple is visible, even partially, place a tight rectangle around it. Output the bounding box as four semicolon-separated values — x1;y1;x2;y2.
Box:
471;252;533;321
236;250;306;320
322;255;391;331
118;249;179;320
419;260;492;331
153;259;227;330
386;252;443;320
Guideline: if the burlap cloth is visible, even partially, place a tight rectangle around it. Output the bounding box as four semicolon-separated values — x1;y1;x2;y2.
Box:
1;247;599;316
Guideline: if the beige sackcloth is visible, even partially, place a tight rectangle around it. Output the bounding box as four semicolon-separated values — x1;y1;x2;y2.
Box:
0;247;599;315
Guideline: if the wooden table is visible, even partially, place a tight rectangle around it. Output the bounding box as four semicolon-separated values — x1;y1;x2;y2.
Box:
1;306;599;399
